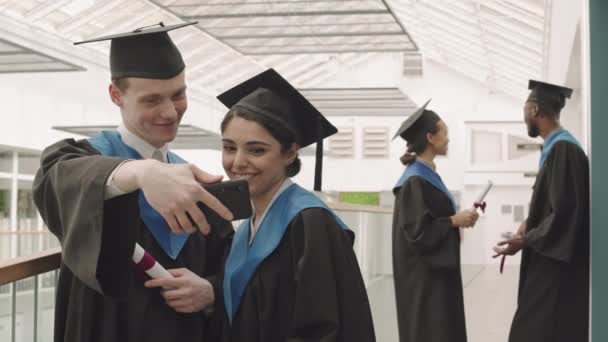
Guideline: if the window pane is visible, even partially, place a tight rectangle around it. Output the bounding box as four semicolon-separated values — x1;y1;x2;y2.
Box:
18;152;40;175
0;151;12;173
0;177;11;261
17;180;41;257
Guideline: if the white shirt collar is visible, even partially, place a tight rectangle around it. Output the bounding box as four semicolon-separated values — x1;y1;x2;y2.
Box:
117;122;169;162
249;178;294;244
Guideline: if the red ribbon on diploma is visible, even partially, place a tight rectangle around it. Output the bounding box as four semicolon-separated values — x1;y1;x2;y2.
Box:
474;201;487;213
133;250;156;274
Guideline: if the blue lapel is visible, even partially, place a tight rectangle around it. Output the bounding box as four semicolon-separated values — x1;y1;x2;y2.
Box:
88;130;189;259
394;160;456;210
539;129;581;170
222;183;350;322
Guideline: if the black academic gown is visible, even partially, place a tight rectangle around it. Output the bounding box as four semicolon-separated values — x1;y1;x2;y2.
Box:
218;208;376;342
392;176;467;342
32;138;233;342
508;140;589;342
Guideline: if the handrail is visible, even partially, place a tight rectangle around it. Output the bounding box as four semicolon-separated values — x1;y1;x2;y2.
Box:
328;202;394;214
0;247;61;286
0;230;54;235
0;203;393;286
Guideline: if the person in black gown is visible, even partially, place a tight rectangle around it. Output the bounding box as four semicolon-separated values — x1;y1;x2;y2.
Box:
215;69;376;342
391;100;479;342
32;22;233;342
493;80;589;342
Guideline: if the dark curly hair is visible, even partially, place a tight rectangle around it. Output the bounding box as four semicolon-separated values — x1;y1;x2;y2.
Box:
221;108;301;176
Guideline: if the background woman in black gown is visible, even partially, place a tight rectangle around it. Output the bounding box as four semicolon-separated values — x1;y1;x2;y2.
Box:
391;100;479;342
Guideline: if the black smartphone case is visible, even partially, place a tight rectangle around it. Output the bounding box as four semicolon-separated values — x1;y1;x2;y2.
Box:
197;179;252;227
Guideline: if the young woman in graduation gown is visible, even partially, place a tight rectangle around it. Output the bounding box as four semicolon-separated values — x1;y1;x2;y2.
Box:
214;69;376;342
391;100;479;342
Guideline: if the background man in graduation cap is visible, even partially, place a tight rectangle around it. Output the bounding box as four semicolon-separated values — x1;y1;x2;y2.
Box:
493;80;589;342
33;22;234;342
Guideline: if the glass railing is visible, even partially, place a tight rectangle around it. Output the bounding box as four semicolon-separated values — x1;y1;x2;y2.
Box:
0;228;60;261
0;249;60;342
0;203;394;342
331;203;394;288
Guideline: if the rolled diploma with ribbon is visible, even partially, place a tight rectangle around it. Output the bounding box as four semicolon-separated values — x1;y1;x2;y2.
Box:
132;243;173;279
473;180;493;212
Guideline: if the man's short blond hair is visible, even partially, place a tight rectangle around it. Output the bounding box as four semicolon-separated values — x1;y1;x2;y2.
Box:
111;77;130;92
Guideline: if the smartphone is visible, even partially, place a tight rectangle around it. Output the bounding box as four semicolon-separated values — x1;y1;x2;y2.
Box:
197;179;252;226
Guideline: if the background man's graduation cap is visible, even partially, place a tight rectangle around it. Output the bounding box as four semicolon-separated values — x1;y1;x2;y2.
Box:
527;80;573;114
74;22;197;79
392;99;441;142
217;68;338;191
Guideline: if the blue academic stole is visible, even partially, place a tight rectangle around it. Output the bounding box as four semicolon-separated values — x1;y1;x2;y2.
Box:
223;183;350;322
539;129;581;170
394;160;456;211
88;130;189;259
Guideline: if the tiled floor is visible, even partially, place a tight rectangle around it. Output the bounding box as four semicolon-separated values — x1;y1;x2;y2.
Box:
368;265;520;342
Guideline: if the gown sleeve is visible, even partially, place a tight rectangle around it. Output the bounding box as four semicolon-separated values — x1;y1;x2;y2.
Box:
32;138;138;296
395;176;457;268
525;141;590;262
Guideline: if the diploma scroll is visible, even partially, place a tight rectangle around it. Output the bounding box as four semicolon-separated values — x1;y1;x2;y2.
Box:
132;243;173;279
473;180;493;213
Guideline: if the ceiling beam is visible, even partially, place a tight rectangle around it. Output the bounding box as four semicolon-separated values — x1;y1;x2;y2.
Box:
56;0;125;34
25;0;73;21
483;22;543;51
479;15;542;45
216;31;406;39
203;20;397;30
233;41;410;48
243;47;413;55
187;51;232;75
87;8;159;37
488;51;541;76
183;9;389;19
481;1;543;30
168;0;365;6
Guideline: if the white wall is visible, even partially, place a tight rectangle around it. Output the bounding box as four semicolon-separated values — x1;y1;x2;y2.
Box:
545;0;583;85
0;67;226;152
281;61;526;195
0;68;111;151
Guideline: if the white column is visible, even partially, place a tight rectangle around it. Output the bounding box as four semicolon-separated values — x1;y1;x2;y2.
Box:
581;0;592;151
10;151;17;258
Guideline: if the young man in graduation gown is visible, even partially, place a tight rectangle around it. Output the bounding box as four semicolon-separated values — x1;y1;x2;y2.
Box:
215;69;376;341
33;22;234;342
391;100;479;342
494;80;590;342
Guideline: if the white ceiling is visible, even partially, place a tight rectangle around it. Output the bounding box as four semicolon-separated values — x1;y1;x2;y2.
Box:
387;0;550;98
151;0;417;55
0;0;552;102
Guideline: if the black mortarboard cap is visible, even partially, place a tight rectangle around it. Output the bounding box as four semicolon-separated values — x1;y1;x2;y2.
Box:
392;99;441;141
217;68;338;191
527;80;573;113
74;22;197;79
